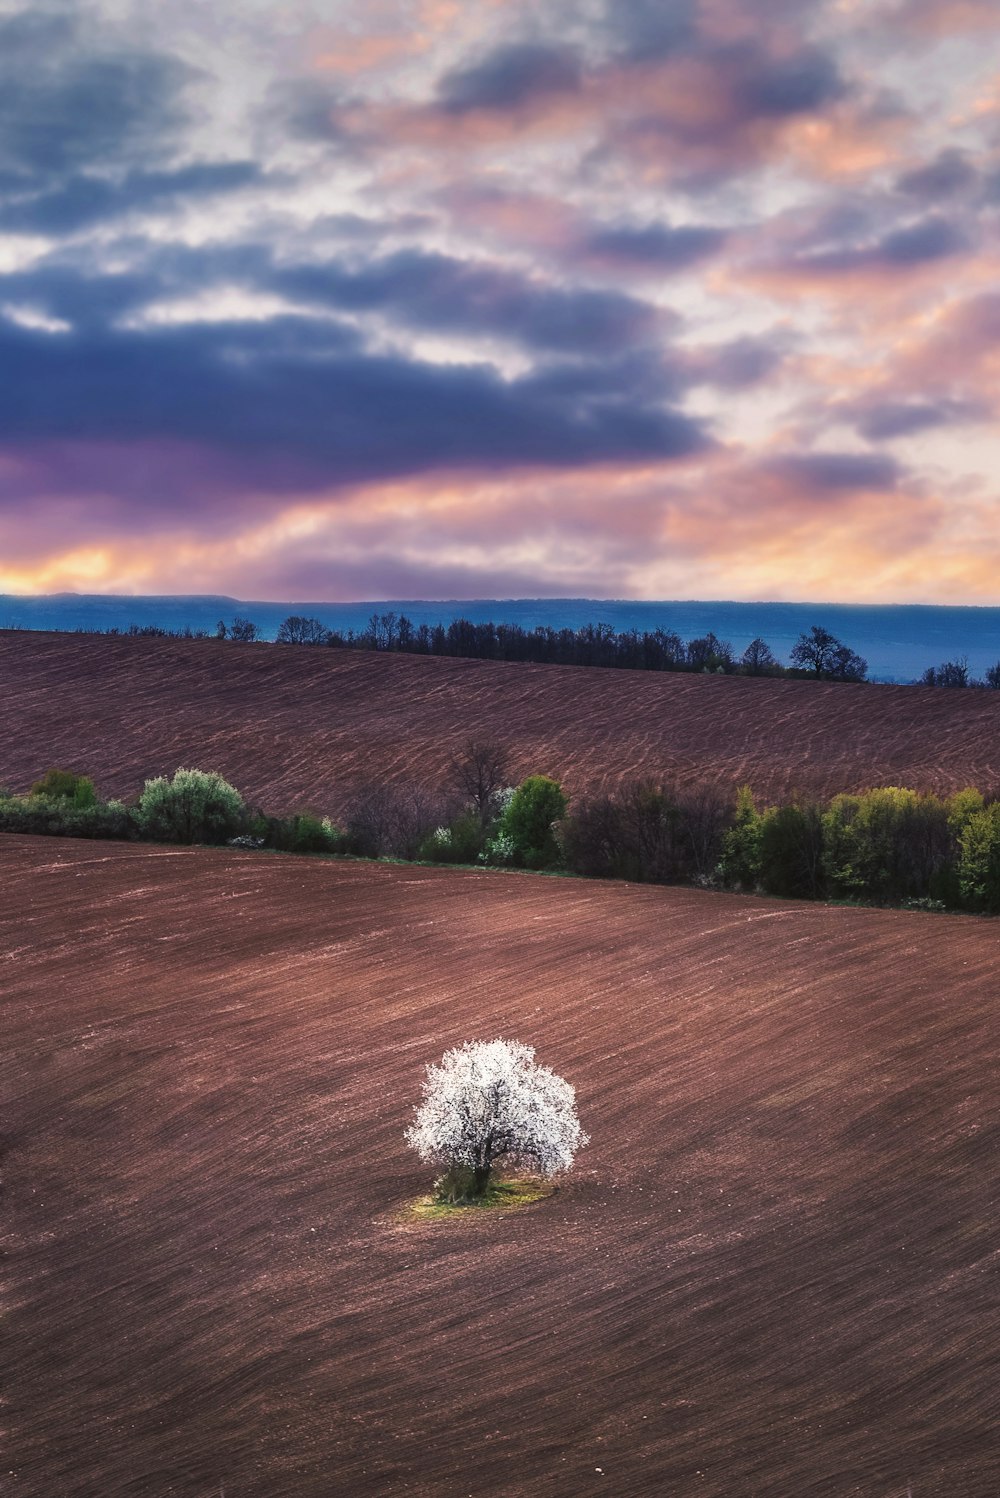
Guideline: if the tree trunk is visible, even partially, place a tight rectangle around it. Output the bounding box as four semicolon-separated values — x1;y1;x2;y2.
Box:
473;1165;491;1197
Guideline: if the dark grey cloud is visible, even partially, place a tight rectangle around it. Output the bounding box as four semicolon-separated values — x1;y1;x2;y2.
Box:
7;244;669;363
735;48;845;118
0;260;167;328
436;43;582;114
767;451;901;492
517;346;687;404
581;221;727;268
0;162;263;235
0;9;195;177
590;39;849;192
269;249;666;356
0;277;708;494
783;213;971;274
880;215;970;263
896;149;977;199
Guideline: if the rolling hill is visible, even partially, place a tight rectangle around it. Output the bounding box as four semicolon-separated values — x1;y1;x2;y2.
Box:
5;836;999;1495
2;629;999;813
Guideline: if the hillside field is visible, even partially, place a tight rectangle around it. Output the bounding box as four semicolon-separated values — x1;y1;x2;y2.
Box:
5;835;1000;1496
3;630;1000;812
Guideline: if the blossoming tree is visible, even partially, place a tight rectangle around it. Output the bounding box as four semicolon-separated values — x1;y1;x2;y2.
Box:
405;1039;587;1200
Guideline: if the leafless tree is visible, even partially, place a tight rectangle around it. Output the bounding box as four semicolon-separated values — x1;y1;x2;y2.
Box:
675;782;732;880
346;783;456;858
741;636;778;675
790;625;867;681
921;655;969;688
228;616;260;642
449;738;511;827
276;615;329;645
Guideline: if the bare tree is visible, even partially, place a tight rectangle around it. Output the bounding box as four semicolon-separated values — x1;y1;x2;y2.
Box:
228;616;260;643
276;615;329;645
790;625;867;681
676;782;732;881
921;656;970;688
449;738;511;827
346;783;456;858
686;632;734;672
741;637;778;675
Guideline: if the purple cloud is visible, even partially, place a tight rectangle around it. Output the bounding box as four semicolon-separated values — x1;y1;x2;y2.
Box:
849;397;991;440
436;43;582;114
896;148;978;198
581;221;728;268
766;452;901;493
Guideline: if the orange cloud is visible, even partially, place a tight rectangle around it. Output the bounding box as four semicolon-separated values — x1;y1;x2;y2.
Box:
314;32;423;76
7;448;1000;607
785;105;912;179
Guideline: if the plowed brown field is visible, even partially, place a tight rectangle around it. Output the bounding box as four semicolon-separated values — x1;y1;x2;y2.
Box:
3;630;1000;810
5;835;1000;1496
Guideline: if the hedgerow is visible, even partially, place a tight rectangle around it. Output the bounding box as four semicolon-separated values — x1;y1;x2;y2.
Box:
3;759;998;914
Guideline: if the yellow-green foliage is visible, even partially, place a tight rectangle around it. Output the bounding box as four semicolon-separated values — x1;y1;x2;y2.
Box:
957;802;1000;912
719;784;762;889
947;787;985;833
823;787;953;903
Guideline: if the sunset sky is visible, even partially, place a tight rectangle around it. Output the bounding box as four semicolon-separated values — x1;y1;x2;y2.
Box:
2;0;999;603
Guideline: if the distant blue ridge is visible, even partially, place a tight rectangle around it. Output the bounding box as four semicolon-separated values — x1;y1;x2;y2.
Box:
4;592;1000;684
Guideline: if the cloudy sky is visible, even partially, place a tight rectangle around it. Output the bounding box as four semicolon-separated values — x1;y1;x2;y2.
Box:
2;0;998;603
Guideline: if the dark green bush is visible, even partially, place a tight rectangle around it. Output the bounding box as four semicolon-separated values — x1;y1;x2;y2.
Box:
0;795;134;840
419;811;486;864
496;775;567;868
29;768;97;808
270;812;343;853
759;802;826;900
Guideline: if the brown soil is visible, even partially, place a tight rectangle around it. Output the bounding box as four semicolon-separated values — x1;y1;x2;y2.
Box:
2;630;999;811
5;835;999;1496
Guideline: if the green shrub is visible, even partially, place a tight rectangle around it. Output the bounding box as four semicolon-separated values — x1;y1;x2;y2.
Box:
279;812;343;853
823;788;954;904
759;801;826;899
958;802;1000;912
0;795;133;840
29;768;97;808
419;811;485;864
498;775;567;868
948;787;985;833
719;785;762;889
136;768;244;845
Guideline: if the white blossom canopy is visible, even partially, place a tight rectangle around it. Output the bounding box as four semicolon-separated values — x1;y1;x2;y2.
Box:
405;1039;588;1179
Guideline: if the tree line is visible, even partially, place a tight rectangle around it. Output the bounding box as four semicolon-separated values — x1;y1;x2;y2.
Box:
84;616;871;681
4;751;1000;914
73;614;1000;687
